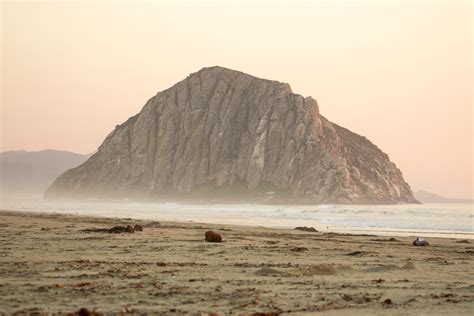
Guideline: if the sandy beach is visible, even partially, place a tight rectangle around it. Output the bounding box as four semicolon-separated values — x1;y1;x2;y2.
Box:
0;210;473;315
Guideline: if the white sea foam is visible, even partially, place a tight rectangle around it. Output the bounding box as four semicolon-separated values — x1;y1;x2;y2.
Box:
1;197;472;239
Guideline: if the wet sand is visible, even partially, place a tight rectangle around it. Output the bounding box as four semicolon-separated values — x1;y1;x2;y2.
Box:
0;210;473;315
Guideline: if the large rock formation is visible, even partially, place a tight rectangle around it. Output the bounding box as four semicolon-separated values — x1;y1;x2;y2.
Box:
45;66;418;204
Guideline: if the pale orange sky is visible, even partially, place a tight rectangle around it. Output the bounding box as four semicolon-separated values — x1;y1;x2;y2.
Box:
1;1;472;199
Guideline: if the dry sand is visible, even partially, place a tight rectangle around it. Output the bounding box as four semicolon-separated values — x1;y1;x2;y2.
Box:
0;210;473;315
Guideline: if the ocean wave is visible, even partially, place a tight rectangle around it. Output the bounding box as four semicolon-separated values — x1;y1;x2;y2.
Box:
1;198;473;235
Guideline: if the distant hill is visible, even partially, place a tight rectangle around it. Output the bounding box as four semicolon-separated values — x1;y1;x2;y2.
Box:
414;190;473;204
0;150;91;198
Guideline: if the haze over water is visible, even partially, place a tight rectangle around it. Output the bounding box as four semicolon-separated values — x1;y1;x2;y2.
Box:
1;197;472;239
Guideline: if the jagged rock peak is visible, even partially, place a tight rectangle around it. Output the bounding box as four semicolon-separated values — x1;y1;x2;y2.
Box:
45;66;418;204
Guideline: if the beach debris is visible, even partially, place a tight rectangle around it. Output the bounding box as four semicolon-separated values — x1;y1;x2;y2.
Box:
205;231;222;242
290;246;308;252
108;225;134;234
255;267;284;276
82;224;143;234
372;278;385;283
246;313;279;316
371;237;401;242
81;228;109;233
73;307;103;316
294;226;318;232
441;293;454;298
456;239;471;243
412;237;429;246
74;282;97;288
446;298;461;303
345;251;371;257
265;240;279;245
341;293;353;301
134;224;144;232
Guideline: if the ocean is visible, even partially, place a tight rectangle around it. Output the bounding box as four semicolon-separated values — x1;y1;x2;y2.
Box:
1;197;472;239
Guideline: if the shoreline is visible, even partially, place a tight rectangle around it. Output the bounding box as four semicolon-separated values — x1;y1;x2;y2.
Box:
1;206;472;240
0;210;473;314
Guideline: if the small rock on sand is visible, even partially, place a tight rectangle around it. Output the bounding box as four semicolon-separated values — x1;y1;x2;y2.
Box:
134;224;144;232
205;231;222;243
382;298;393;306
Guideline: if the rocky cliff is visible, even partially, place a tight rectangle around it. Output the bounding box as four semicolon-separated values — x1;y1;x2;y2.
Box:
45;66;418;204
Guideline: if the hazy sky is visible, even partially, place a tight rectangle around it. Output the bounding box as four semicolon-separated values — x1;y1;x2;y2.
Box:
1;1;472;198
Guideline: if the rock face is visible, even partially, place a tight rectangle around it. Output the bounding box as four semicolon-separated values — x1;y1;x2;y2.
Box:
45;66;418;204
